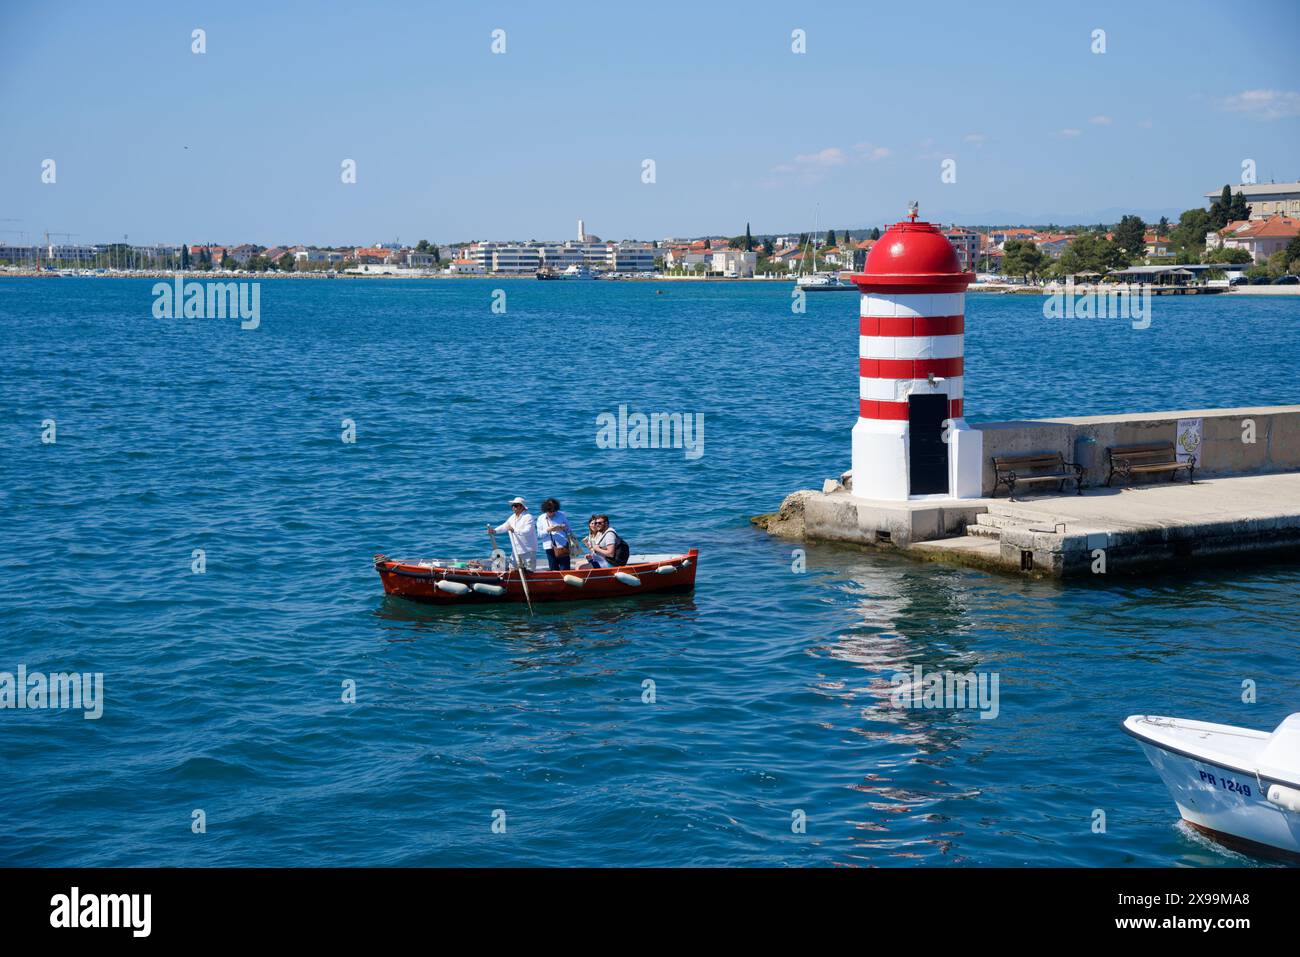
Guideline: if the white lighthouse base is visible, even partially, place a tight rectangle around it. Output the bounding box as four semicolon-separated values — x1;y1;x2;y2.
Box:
947;417;983;499
851;418;909;500
851;417;984;501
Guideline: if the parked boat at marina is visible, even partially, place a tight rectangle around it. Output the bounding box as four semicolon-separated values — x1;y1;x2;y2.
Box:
1125;712;1300;862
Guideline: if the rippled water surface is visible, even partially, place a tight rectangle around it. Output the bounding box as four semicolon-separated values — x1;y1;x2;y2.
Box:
1;277;1297;866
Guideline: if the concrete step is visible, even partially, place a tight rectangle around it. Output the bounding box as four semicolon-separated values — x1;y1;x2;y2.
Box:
966;523;1002;539
911;535;1004;561
974;512;1025;530
983;502;1071;528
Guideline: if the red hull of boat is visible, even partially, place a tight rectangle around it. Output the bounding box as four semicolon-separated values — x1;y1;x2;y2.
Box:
374;549;698;605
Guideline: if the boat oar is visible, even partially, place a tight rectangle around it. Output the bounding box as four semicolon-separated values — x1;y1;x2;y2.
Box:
506;528;535;616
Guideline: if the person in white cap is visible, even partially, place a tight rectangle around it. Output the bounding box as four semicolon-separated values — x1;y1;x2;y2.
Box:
488;497;537;570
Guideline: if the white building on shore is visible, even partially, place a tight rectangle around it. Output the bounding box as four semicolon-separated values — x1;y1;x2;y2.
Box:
1204;181;1300;220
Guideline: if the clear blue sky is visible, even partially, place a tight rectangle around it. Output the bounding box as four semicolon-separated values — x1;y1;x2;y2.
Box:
2;0;1297;246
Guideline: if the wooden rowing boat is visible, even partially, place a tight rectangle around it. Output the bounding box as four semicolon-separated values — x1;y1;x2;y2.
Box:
373;549;698;605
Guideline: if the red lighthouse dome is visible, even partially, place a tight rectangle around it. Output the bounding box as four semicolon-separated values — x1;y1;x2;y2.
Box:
852;209;973;293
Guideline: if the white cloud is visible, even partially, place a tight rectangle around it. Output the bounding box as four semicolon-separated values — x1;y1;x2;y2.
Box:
853;142;892;160
1214;89;1300;120
793;146;847;168
963;133;989;144
771;143;890;181
1089;115;1112;125
1056;128;1083;138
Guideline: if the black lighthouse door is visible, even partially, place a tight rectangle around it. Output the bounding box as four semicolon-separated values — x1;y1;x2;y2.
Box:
908;394;950;495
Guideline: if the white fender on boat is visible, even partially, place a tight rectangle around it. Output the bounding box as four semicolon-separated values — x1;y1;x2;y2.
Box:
435;580;471;595
563;575;585;587
654;564;678;574
614;571;641;586
1267;783;1300;813
680;558;691;567
472;583;506;596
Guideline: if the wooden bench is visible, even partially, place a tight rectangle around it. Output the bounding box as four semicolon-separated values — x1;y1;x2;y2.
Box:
1105;442;1195;487
992;452;1085;500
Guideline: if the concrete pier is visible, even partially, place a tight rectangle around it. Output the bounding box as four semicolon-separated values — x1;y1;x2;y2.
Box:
756;406;1300;578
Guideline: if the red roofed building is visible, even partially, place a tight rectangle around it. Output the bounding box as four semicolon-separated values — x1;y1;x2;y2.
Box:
1208;215;1300;263
1143;233;1174;258
942;226;979;270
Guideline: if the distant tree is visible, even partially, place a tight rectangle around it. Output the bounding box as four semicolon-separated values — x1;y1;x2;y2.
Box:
825;228;836;247
1113;215;1146;259
180;245;191;270
869;227;880;240
798;233;808;247
762;237;774;257
1001;239;1046;282
1229;190;1250;222
703;238;711;249
1157;216;1169;235
1057;233;1128;275
415;239;430;252
744;222;753;251
1205;246;1252;265
220;252;232;269
1267;249;1290;278
1286;234;1300;262
1169;207;1212;256
1208;184;1233;230
278;252;296;272
432;246;441;262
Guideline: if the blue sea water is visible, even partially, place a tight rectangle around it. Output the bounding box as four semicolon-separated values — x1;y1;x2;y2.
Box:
0;276;1297;867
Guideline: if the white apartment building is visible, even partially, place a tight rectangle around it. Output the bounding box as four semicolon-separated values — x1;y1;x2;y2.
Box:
463;238;658;274
1204;181;1300;220
44;244;98;263
608;243;656;273
0;244;36;263
942;227;979;272
491;244;542;273
709;248;757;278
294;248;345;264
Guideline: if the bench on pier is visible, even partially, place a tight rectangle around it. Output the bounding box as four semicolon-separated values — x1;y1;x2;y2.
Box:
992;451;1085;500
1105;441;1195;487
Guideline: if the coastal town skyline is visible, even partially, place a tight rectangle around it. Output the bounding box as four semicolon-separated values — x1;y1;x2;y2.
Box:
8;176;1299;285
3;1;1299;246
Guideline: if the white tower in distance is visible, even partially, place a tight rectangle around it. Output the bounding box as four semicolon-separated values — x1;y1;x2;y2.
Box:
577;219;586;242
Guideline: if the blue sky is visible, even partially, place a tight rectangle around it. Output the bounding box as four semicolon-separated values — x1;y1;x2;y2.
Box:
2;0;1297;245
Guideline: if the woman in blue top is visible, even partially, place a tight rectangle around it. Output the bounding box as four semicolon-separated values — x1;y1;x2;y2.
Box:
537;498;573;571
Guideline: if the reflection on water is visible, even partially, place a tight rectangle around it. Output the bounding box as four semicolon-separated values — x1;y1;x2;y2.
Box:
798;545;1002;863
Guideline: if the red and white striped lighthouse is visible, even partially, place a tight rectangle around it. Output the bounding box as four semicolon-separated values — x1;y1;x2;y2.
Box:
849;205;982;500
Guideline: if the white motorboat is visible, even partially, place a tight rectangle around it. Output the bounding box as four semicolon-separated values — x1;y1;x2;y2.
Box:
1125;712;1300;862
